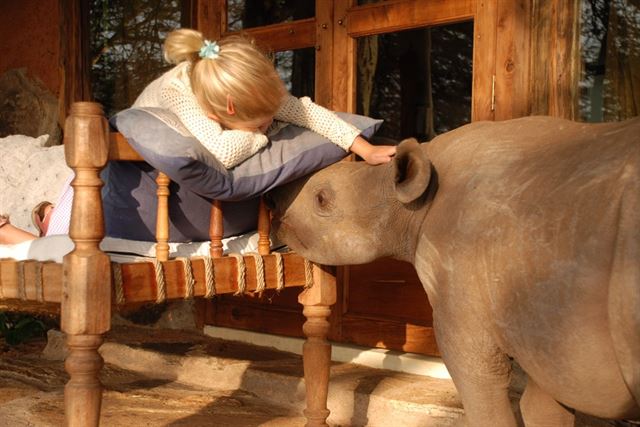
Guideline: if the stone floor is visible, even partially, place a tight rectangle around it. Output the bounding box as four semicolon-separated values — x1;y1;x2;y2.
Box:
0;325;633;427
0;330;307;427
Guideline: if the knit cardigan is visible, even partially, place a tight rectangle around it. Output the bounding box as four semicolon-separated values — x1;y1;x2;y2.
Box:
133;62;361;168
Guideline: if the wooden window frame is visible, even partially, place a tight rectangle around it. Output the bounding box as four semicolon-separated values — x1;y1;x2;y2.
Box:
60;0;545;125
192;0;519;355
60;0;197;121
194;1;502;118
59;0;567;356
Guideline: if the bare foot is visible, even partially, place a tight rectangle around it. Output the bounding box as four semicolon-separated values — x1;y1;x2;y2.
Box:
0;216;38;244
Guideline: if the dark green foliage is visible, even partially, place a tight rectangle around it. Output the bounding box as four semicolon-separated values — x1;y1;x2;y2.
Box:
89;0;186;117
0;312;46;346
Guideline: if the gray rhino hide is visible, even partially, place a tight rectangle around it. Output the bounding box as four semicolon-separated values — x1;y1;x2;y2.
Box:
269;116;640;426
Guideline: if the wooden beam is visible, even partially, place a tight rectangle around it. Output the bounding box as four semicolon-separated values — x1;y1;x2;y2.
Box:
332;0;357;112
108;133;144;161
0;253;309;307
58;0;91;125
472;0;497;121
0;300;60;316
529;0;581;119
226;19;317;52
315;0;334;107
548;0;580;119
195;0;224;40
347;0;474;38
121;253;309;303
494;0;532;120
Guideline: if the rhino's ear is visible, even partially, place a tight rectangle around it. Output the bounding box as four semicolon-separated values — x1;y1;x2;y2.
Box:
394;138;431;204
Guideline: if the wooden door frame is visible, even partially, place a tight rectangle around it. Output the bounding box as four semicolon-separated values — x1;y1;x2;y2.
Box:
326;0;521;353
195;0;335;106
59;0;197;120
60;0;532;123
192;0;529;355
325;0;532;118
59;0;536;355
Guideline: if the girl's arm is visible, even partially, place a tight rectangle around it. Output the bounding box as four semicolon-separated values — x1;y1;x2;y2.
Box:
161;83;268;169
275;95;360;150
275;95;395;165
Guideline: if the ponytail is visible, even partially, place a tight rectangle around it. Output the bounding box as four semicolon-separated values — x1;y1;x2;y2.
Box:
163;28;204;64
164;29;286;125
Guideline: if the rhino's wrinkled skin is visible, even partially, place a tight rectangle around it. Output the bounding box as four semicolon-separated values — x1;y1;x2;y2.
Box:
268;116;640;426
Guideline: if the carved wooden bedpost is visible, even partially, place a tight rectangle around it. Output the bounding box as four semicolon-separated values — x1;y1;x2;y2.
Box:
61;102;111;427
210;200;224;258
257;197;271;255
298;264;337;427
155;172;171;261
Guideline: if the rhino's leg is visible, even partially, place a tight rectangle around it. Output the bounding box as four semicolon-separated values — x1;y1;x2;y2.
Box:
520;377;575;427
434;315;517;427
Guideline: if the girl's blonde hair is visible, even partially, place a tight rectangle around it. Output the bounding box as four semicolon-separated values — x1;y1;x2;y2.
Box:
164;28;285;126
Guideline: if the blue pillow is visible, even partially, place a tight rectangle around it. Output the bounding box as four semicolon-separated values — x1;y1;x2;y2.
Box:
104;107;382;242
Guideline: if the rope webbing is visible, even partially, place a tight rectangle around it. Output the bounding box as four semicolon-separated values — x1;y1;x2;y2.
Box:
152;258;167;303
273;252;284;292
104;253;305;304
198;256;216;298
177;257;195;299
229;253;246;295
304;259;314;288
246;253;265;295
34;262;44;302
112;262;125;305
17;261;26;300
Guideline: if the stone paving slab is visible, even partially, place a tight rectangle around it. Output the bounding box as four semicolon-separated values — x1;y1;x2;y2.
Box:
0;337;303;427
0;326;630;427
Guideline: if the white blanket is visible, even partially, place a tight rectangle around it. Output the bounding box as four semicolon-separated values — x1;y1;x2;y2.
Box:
0;232;273;264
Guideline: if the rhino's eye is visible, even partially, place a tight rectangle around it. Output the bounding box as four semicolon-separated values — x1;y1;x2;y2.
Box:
316;191;329;208
314;188;335;215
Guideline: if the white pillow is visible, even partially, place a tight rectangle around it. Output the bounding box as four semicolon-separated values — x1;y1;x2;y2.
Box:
0;135;72;233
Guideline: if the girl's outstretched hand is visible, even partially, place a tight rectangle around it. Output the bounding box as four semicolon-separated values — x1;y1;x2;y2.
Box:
350;136;397;165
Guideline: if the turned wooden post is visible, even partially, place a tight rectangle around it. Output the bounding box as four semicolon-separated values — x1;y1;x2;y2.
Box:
209;200;224;258
257;197;271;255
155;172;171;262
298;264;337;427
61;102;111;427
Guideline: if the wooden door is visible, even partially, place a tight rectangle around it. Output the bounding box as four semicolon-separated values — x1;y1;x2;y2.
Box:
330;0;483;356
198;0;526;356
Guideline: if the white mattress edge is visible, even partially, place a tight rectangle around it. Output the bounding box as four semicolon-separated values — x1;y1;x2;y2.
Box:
0;232;276;264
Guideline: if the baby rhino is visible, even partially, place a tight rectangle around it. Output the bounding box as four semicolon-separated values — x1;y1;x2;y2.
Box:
268;116;640;426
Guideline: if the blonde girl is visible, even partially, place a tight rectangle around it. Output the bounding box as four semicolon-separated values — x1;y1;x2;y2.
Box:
134;28;396;169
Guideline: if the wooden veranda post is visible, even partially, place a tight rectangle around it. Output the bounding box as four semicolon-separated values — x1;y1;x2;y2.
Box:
61;102;111;427
298;264;337;427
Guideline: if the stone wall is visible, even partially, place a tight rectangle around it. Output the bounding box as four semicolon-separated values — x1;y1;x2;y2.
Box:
0;69;61;145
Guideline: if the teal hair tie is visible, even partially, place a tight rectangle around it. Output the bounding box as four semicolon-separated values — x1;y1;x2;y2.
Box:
199;40;220;60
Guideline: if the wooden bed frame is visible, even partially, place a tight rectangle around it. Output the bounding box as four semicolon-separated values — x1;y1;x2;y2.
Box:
0;102;336;427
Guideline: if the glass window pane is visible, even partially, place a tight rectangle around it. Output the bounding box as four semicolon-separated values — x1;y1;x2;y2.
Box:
90;0;188;118
356;22;473;143
274;48;315;99
227;0;315;32
579;0;640;122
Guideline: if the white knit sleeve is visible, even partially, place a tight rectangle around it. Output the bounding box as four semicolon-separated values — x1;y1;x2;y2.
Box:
275;95;361;151
160;82;268;169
